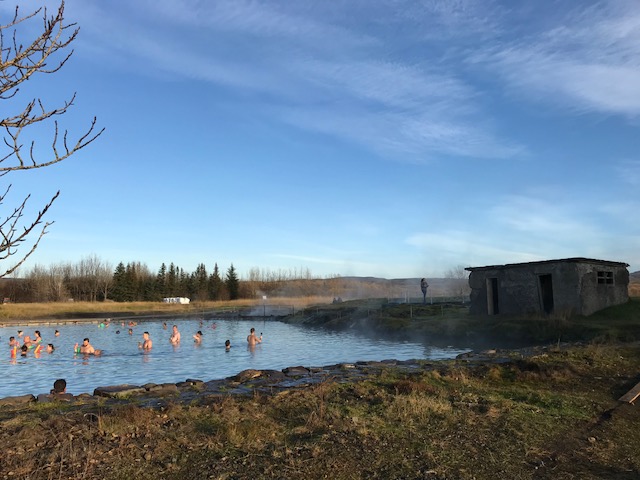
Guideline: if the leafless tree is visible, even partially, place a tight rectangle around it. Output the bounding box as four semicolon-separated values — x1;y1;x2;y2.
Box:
63;254;112;301
0;1;103;277
26;262;68;301
96;260;113;302
445;264;471;301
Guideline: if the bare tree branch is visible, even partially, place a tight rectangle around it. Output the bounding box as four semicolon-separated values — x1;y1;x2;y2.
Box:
0;1;103;277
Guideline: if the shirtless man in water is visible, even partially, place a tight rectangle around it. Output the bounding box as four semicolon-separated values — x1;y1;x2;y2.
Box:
139;332;152;350
77;338;102;355
247;327;262;346
170;325;181;344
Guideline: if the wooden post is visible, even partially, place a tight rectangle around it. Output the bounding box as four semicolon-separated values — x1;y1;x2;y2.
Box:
619;381;640;404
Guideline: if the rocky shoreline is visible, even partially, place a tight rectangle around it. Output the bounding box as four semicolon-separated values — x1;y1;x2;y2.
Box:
0;347;521;408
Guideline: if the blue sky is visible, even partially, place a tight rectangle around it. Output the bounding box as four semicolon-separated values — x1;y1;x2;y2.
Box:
3;0;639;279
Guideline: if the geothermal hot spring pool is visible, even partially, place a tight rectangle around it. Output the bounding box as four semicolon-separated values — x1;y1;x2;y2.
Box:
2;318;470;398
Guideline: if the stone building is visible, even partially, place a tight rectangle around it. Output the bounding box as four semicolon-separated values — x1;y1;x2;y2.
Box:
466;258;629;316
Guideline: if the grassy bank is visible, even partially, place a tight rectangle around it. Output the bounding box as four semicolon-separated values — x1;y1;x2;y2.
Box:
1;342;639;479
289;297;640;348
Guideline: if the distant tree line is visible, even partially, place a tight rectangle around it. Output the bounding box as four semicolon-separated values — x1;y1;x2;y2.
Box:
6;258;242;302
0;258;474;303
3;258;340;303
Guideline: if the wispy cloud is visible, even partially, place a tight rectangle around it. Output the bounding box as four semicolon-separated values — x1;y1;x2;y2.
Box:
68;0;521;161
473;1;640;116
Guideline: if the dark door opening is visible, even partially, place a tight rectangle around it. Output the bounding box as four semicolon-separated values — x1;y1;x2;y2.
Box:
539;274;554;314
487;278;499;315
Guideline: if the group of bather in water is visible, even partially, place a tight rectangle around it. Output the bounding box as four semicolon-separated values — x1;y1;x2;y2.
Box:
9;329;57;358
8;322;263;357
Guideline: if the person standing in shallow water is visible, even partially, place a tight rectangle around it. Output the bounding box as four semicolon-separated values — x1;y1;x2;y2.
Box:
170;325;181;344
247;327;262;347
139;332;152;350
76;338;101;355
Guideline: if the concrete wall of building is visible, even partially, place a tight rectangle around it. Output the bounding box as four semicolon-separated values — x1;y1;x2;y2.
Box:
576;263;629;316
468;260;629;316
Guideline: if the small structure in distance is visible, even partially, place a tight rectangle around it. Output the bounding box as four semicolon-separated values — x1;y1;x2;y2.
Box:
466;258;629;316
162;297;190;305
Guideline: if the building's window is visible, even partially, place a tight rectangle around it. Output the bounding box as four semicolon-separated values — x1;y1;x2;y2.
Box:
597;271;614;285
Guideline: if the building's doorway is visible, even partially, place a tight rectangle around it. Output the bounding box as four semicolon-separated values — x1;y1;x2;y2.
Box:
539;274;554;314
486;278;499;315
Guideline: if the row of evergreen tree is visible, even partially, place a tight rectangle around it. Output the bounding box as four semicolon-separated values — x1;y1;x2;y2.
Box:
110;262;240;302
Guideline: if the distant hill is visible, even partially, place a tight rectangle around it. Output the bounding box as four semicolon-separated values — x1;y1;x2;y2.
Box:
630;271;640;282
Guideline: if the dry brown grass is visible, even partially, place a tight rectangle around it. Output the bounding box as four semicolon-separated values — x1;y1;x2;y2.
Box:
1;343;640;479
0;296;333;322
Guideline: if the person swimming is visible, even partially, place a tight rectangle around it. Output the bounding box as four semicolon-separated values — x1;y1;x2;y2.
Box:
193;331;203;344
225;339;231;351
